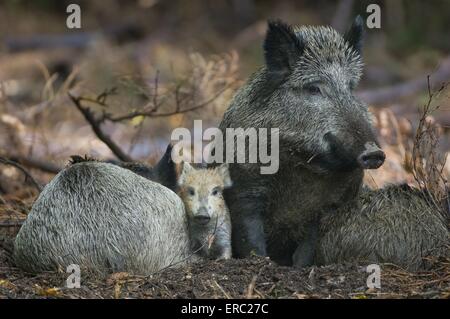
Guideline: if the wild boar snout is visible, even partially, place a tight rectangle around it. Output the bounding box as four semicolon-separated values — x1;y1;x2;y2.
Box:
357;142;385;169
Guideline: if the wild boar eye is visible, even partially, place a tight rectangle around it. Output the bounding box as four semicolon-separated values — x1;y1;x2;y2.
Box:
304;84;321;95
187;187;195;196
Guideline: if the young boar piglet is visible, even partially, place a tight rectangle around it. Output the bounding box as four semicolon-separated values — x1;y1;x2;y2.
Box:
177;162;233;260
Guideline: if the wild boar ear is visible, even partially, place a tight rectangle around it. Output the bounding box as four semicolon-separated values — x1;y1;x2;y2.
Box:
177;161;193;186
217;163;232;188
153;143;177;189
264;19;304;75
344;15;364;55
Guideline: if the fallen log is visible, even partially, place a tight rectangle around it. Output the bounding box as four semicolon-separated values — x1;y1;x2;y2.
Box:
4;23;144;52
357;56;450;106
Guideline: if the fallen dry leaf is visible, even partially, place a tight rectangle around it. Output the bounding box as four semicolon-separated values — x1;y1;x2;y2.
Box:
35;285;62;297
0;279;16;290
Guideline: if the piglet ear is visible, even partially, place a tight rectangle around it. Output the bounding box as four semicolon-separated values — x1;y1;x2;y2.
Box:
344;15;364;55
263;19;304;75
217;163;232;188
177;161;194;186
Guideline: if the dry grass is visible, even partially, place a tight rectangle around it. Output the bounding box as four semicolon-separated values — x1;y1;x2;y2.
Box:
410;78;449;213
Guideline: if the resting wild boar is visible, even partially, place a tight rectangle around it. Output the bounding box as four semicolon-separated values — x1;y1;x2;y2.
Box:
14;161;193;274
313;185;449;270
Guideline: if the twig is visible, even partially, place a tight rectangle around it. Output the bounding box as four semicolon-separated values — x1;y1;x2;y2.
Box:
0;221;24;228
7;154;61;174
212;279;231;299
245;275;258;299
411;77;449;206
0;157;42;192
67;55;235;163
104;83;233;122
68;92;133;162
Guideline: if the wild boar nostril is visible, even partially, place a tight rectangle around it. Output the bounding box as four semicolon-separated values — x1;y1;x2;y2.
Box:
358;149;385;169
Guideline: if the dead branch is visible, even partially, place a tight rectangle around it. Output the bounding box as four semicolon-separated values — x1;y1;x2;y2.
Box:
103;83;234;122
245;275;258;299
66;54;236;163
68;92;133;162
0;157;42;192
0;221;24;228
411;76;449;212
357;56;450;105
7;155;61;174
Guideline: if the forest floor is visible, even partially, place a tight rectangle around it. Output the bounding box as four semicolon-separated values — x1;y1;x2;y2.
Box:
1;232;449;299
1;0;450;300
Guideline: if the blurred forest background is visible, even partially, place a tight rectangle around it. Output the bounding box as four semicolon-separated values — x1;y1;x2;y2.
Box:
0;0;450;205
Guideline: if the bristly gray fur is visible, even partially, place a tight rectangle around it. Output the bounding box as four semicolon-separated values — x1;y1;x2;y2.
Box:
293;26;363;86
315;185;449;271
13;162;194;275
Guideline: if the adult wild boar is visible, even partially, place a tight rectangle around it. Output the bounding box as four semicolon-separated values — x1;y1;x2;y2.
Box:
219;16;385;266
14;161;193;275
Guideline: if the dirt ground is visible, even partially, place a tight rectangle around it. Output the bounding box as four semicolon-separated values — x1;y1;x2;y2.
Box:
0;234;449;299
0;188;449;299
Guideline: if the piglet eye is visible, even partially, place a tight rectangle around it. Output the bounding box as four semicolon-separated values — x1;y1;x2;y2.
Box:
187;187;195;196
304;84;321;95
211;188;221;196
